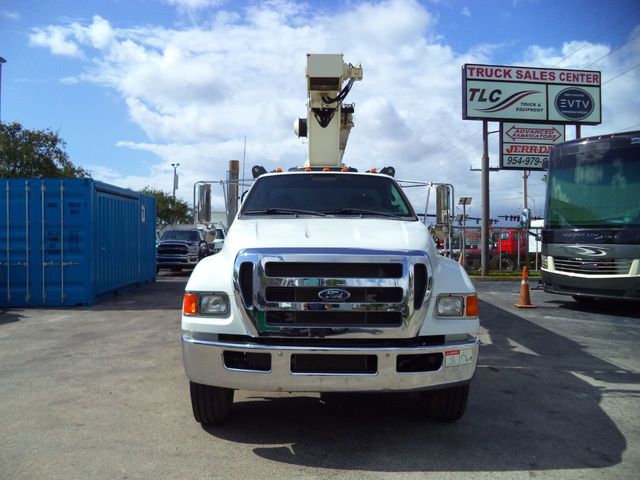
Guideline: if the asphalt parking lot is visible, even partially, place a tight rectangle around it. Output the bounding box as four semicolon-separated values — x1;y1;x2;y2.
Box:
1;275;639;480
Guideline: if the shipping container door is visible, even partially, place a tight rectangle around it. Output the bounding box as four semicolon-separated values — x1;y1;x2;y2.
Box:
41;180;92;306
94;188;139;295
1;180;31;306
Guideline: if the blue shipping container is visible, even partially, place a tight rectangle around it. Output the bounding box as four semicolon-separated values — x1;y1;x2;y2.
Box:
0;178;156;307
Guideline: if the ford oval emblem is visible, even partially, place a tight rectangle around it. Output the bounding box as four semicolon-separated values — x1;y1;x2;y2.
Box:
318;288;351;301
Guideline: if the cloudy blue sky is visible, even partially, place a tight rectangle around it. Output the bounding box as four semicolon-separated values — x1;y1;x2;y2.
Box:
1;0;639;219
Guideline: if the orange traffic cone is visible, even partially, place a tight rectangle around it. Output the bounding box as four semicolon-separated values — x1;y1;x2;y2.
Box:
515;265;536;308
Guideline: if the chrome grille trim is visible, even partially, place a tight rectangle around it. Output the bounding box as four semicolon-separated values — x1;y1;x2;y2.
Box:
233;248;432;339
553;256;632;275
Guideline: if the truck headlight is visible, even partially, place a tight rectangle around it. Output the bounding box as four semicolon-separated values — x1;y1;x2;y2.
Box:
541;254;548;269
200;293;229;316
183;292;229;316
435;294;478;317
436;296;464;316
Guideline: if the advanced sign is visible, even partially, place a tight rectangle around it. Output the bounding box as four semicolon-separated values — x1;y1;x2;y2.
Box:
500;123;566;170
462;64;601;125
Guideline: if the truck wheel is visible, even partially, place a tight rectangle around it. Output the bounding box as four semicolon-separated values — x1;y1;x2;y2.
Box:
190;382;234;425
501;257;516;272
420;384;469;422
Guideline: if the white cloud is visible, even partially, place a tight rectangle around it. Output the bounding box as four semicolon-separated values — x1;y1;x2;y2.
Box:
2;10;20;20
28;15;115;57
165;0;225;12
60;76;80;85
28;0;640;216
461;7;471;17
29;26;84;57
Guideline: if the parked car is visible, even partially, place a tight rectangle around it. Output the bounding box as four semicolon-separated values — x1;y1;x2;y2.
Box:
210;227;226;253
156;228;210;273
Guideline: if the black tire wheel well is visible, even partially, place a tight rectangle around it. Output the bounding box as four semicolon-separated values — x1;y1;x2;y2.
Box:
189;381;234;426
419;383;469;422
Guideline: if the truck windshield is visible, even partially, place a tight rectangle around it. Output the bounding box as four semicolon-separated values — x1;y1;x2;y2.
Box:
241;173;416;219
161;230;200;242
545;136;640;228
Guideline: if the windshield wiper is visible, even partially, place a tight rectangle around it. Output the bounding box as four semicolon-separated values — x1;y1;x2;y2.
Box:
323;208;401;218
242;208;327;217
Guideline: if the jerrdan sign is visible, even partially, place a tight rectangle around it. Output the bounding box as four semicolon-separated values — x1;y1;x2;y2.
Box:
500;123;566;170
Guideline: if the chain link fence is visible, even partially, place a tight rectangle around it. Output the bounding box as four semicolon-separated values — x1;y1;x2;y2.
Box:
438;226;543;272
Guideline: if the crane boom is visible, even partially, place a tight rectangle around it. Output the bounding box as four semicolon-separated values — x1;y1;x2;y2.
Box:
294;54;363;167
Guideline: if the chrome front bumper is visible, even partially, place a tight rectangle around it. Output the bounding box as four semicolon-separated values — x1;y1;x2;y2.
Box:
182;334;479;393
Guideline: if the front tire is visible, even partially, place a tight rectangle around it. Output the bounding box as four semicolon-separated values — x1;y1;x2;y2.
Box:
420;384;469;422
190;382;234;425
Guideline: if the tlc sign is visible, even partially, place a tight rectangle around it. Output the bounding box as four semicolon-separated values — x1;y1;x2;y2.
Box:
462;64;601;125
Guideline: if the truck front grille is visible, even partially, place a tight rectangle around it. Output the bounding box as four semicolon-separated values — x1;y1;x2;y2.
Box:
158;245;188;255
265;262;402;278
291;354;377;374
264;286;403;303
553;256;632;275
265;311;403;327
234;248;432;338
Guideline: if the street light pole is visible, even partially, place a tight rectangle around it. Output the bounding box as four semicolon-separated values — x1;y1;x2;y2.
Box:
0;56;7;123
171;163;180;200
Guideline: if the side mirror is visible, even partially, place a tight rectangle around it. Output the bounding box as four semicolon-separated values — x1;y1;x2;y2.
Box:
197;184;212;223
435;185;449;226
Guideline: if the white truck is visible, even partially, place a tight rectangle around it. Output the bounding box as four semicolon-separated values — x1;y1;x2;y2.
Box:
181;54;480;425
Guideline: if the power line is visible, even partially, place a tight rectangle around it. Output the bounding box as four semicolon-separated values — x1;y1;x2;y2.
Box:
581;30;640;69
603;61;640;84
553;4;640;67
430;126;482;159
616;122;640;132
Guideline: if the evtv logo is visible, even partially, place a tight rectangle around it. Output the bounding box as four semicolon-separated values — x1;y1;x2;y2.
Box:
554;88;594;120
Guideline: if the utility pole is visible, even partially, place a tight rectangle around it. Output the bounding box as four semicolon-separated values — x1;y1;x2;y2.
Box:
523;170;529;209
0;57;7;123
171;163;180;200
481;121;490;276
471;124;499;276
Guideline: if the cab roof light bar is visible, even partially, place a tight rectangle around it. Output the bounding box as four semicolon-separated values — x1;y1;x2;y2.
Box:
251;165;395;176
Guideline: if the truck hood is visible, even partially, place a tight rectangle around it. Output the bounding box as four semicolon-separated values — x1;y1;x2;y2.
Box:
225;217;432;252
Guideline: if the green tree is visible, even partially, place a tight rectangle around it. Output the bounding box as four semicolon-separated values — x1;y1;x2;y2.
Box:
0;122;90;178
141;186;193;225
